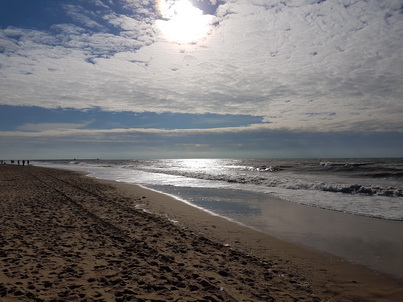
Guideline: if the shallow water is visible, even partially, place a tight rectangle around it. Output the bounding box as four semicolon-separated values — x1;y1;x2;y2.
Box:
147;184;403;280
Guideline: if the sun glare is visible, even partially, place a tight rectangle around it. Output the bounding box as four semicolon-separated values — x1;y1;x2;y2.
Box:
156;0;214;44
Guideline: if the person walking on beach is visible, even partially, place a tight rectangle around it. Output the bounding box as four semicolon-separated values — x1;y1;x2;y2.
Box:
22;160;25;166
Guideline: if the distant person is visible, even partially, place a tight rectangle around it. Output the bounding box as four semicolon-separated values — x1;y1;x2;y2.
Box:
18;160;20;165
22;160;25;166
27;160;30;166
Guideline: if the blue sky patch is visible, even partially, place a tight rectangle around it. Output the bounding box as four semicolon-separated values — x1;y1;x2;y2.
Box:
0;1;66;30
0;105;263;131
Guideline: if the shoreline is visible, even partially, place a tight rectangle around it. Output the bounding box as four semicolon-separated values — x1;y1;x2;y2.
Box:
108;180;403;292
108;182;403;281
1;165;402;301
102;179;403;301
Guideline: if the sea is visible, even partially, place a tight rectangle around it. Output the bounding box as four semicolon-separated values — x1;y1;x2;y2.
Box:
34;158;403;220
34;158;403;279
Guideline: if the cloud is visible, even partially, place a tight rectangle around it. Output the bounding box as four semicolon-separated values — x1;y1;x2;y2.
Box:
17;122;90;132
2;122;403;159
4;124;265;139
0;0;402;133
63;4;108;31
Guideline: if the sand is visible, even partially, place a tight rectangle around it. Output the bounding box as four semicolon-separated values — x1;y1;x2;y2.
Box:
0;165;402;301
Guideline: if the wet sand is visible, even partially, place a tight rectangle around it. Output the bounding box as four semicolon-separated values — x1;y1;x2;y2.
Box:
235;195;403;280
1;165;402;301
138;185;403;280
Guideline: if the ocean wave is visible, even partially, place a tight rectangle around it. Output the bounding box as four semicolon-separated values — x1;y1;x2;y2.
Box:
320;161;368;167
34;158;403;220
135;167;403;198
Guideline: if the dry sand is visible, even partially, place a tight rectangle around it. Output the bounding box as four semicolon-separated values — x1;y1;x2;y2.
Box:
0;165;402;301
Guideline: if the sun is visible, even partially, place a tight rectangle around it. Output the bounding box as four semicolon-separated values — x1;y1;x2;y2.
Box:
156;0;214;44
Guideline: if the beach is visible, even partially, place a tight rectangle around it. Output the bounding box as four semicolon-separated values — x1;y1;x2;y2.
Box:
1;165;402;301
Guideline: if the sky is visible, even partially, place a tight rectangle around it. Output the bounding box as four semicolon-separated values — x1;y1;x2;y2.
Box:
0;0;402;160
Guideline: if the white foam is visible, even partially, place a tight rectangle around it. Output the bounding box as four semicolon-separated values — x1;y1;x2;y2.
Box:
33;159;403;221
